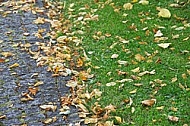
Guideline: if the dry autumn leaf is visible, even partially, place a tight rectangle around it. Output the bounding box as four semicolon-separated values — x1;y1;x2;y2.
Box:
9;63;19;68
28;87;38;95
111;54;119;59
106;82;116;87
142;99;156;106
84;117;98;124
135;54;145;61
34;81;43;86
139;0;149;5
123;3;133;10
40;104;57;112
157;7;171;18
157;43;171;49
168;115;179;122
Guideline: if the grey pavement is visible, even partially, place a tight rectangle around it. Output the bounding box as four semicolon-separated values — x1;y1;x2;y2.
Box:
0;1;80;125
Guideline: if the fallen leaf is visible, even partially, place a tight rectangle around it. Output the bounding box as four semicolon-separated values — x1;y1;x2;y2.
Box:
84;117;98;124
157;7;171;18
131;67;140;73
1;52;13;57
139;0;149;5
115;116;122;123
154;30;163;37
157;43;171;49
0;115;6;119
168;115;179;122
40;105;57;112
123;3;133;10
111;54;119;59
170;107;178;112
0;58;5;63
33;17;45;24
43;118;53;124
142;99;156;106
106;82;116;86
28;87;38;95
135;54;145;61
131;107;135;113
156;106;164;110
34;81;43;86
118;60;128;65
66;80;77;88
171;77;178;83
129;89;137;94
9;63;19;68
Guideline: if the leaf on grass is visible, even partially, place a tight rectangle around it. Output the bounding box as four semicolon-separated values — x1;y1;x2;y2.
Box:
156;106;164;110
40;105;57;112
138;70;155;76
115;116;122;123
111;54;119;59
171;77;177;83
157;7;171;18
123;3;133;10
118;60;128;65
168;115;179;122
135;54;145;61
129;89;137;94
170;107;178;112
139;0;149;5
9;63;19;68
131;67;140;73
157;43;171;49
131;107;135;113
154;30;163;37
106;82;116;87
142;99;156;106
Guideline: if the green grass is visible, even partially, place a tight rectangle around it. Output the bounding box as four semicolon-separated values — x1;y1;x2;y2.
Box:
61;0;190;125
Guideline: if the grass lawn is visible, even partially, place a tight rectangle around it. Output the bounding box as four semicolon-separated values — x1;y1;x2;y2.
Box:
59;0;190;125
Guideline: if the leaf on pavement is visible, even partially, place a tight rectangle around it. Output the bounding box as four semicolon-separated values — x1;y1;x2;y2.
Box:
34;81;44;86
28;87;39;95
9;63;19;68
1;52;13;57
40;104;57;112
0;58;5;63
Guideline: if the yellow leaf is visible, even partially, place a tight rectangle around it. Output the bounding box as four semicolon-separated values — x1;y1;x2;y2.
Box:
34;81;44;86
33;17;45;24
135;54;145;61
157;7;171;18
131;67;140;73
123;3;133;10
1;52;13;57
129;89;137;94
157;43;171;49
156;106;164;110
115;116;122;123
139;0;149;5
9;63;19;68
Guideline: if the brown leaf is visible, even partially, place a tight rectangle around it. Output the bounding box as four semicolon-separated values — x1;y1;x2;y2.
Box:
28;87;38;95
142;99;156;106
0;58;5;63
168;115;179;122
135;54;145;61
